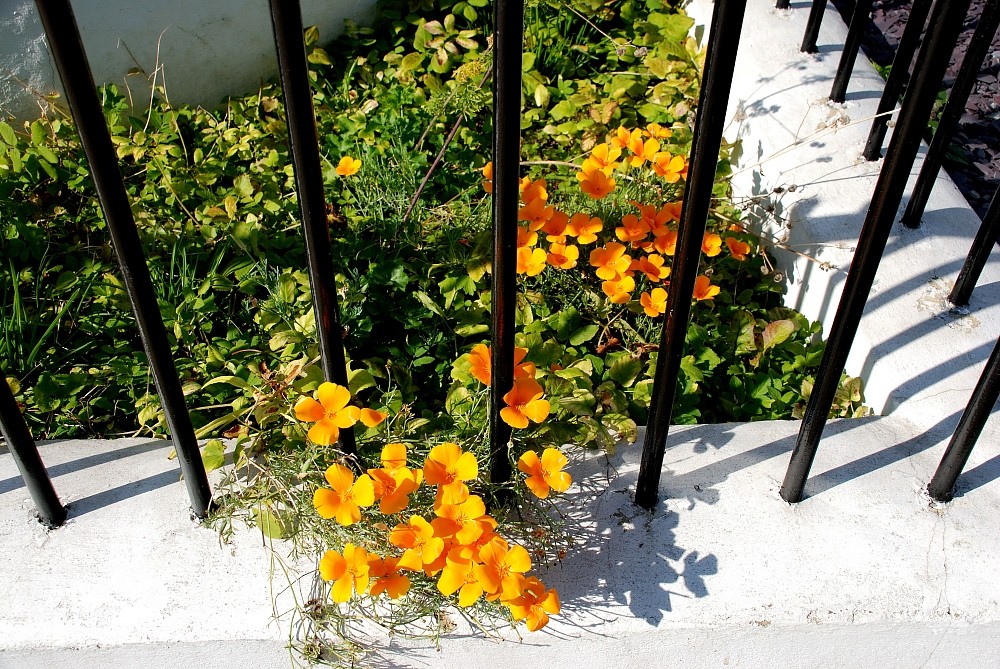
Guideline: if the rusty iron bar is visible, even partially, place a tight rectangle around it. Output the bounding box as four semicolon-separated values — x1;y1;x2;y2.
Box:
862;0;933;161
780;0;974;504
950;186;1000;306
635;0;748;510
0;378;66;528
801;0;827;53
900;0;1000;228
927;332;1000;501
268;0;356;456
830;0;875;102
34;0;213;518
489;0;525;496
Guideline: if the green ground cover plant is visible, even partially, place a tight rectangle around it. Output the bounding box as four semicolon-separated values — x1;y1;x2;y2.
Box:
1;0;868;662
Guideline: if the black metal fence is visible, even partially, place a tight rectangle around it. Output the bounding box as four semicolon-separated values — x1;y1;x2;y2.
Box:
3;0;998;527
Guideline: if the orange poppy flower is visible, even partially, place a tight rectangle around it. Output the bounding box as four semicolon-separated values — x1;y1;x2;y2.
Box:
602;274;636;304
660;200;683;223
367;466;421;515
589;242;632;281
693;275;720;301
368;554;410;599
651;152;686;183
517;448;572;499
519;177;548;203
380;443;408;470
359;408;387;428
391;515;445;571
640;287;668;317
726;236;752;260
313;463;376;526
335;156;361;177
583;142;622;175
541;209;568;240
652;228;678;256
517;225;538;248
517;246;547;276
576;167;616;199
431;494;488;545
615;214;651;247
507;576;560;631
467;344;535;387
566;213;603;244
437;555;484;607
500;377;550;429
609;125;633;149
518;197;555;231
474;537;532;601
294;382;361;446
481;161;493;194
423;442;478;504
646;122;673;139
630;254;670;282
628;136;660;167
546;241;579;269
702;233;722;257
319;543;370;603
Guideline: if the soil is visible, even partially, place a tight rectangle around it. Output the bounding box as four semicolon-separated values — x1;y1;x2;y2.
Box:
828;0;1000;219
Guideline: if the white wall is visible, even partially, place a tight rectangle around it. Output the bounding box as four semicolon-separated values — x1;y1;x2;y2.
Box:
0;0;376;121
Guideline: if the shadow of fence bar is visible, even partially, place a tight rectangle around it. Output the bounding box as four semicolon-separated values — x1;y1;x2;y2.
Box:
3;0;998;527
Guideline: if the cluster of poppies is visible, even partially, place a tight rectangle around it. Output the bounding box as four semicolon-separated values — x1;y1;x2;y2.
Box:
482;124;755;314
294;384;570;631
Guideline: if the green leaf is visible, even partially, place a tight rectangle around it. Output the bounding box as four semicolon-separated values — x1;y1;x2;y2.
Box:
0;121;15;145
348;367;376;395
308;48;332;65
632;379;654;407
400;52;424;72
607;355;642;386
521;52;536;71
201;439;225;472
734;310;757;355
549;99;577;121
568;324;599;345
253;505;289;539
761;320;796;352
533;83;550;108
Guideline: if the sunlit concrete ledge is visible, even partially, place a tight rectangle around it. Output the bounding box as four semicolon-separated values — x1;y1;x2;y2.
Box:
3;0;1000;666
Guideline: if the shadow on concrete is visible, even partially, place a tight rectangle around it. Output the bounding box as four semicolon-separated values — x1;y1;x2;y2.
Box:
954;451;1000;498
67;469;180;518
0;440;167;495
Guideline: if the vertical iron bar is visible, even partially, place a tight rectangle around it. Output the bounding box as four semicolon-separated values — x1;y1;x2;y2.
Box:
802;0;827;53
900;0;1000;228
0;378;66;528
776;0;791;9
489;0;524;493
635;0;747;510
927;333;1000;501
268;0;356;456
862;0;932;161
950;187;1000;306
830;0;875;103
780;0;973;504
34;0;212;518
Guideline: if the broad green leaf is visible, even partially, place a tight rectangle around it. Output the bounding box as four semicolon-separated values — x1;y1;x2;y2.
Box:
761;320;796;352
201;439;225;472
253;505;289;539
734;310;757;355
0;121;15;145
607;355;642;386
568;324;599;345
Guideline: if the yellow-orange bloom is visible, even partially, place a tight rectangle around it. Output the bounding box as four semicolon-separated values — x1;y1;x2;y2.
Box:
507;576;560;631
660;201;683;223
646;122;673;139
294;382;361;446
359;408;387;428
319;543;370;603
628;136;660;167
652;228;678;256
437;555;484;607
482;161;493;194
576;167;615;199
517;246;547;276
367;466;421;515
467;344;535;387
566;213;603;244
517;448;572;499
391;515;445;571
615;214;651;247
517;225;538;248
601;274;636;304
610;125;633;149
368;555;410;599
651;152;686;183
313;463;376;526
475;537;532;601
726;236;752;260
546;241;579;269
423;442;478;504
693;275;721;301
380;443;408;470
431;494;488;545
500;377;550;429
702;233;722;257
630;254;670;283
335;156;361;177
640;287;668;317
584;142;622;174
518;197;555;231
519;177;548;203
589;242;632;281
541;209;568;240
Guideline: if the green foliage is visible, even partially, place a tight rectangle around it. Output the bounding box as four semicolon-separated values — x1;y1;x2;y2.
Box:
1;0;866;445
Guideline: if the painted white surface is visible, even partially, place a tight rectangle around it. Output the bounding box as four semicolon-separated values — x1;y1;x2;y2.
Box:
685;0;1000;421
0;0;376;121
